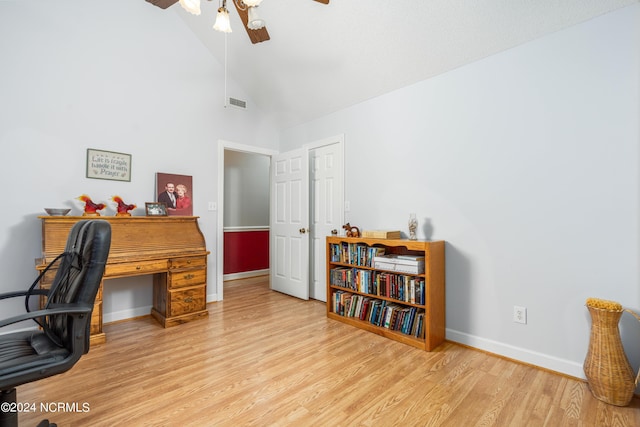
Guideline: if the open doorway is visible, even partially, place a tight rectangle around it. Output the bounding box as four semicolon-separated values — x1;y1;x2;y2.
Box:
217;141;277;301
216;136;344;303
223;150;270;280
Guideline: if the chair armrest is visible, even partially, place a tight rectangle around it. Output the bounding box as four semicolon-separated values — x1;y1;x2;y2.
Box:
0;289;48;301
0;303;93;329
0;290;29;301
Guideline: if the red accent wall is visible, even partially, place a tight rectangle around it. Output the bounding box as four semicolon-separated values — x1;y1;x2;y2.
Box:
223;230;269;274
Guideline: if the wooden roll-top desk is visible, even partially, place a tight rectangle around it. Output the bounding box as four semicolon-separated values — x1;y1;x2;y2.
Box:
37;216;210;344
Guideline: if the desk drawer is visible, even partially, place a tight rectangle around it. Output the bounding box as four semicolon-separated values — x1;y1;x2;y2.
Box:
105;260;168;277
168;286;206;317
170;257;207;270
169;268;206;289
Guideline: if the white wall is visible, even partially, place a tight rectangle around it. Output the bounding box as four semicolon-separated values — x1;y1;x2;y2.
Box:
281;5;640;381
2;0;639;386
0;0;278;325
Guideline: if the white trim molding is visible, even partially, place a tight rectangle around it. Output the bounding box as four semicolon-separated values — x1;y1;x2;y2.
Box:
224;226;269;232
446;328;585;379
217;140;278;302
223;269;270;281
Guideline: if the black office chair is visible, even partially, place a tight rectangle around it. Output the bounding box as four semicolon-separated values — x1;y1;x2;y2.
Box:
0;220;111;427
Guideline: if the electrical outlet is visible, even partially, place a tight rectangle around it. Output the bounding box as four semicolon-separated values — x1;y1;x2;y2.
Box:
513;306;527;324
208;202;217;211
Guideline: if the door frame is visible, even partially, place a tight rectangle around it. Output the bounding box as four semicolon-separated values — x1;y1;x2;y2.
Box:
216;140;277;301
216;135;344;302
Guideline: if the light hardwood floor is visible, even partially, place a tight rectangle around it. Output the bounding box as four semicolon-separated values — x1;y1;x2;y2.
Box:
17;275;640;426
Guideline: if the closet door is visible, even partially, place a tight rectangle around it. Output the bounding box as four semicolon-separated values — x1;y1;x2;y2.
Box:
270;147;310;300
309;142;344;301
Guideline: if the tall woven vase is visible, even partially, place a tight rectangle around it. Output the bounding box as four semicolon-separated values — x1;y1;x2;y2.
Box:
583;305;636;406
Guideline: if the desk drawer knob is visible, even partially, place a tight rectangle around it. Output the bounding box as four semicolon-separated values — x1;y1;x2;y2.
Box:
136;265;141;270
183;273;195;280
184;297;194;303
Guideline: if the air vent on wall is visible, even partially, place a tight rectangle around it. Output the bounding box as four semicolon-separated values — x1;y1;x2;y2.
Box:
228;97;247;109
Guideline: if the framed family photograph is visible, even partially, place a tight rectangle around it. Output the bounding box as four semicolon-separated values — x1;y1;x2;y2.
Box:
145;202;168;216
156;172;193;216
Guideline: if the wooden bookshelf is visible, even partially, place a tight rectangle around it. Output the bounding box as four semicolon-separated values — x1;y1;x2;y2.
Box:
326;236;445;351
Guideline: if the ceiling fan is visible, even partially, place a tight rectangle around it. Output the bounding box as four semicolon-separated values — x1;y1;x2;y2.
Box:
145;0;329;44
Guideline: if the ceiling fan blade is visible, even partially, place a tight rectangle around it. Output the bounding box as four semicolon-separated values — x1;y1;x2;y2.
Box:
145;0;179;9
313;0;329;4
232;1;270;44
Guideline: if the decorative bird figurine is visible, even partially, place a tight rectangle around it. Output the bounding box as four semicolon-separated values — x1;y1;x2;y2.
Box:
112;195;136;216
77;194;106;216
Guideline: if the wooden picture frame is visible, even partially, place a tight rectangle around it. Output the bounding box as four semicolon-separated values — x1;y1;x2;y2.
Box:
145;202;168;216
156;172;193;216
86;148;132;182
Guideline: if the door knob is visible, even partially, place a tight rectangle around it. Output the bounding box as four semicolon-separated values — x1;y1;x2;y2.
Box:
299;228;309;234
331;229;338;235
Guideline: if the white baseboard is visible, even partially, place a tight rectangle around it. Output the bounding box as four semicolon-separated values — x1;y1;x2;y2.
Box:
446;329;585;379
104;305;153;324
1;306;583;381
104;293;222;321
223;269;270;281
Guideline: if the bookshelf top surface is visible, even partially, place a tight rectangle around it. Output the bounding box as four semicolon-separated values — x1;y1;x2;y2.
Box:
327;236;444;248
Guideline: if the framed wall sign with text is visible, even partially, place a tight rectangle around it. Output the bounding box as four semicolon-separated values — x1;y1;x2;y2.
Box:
86;148;132;182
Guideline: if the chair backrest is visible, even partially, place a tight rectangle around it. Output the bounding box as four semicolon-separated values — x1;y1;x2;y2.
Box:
42;220;111;352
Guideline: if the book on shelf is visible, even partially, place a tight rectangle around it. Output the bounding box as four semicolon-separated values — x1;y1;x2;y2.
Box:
412;312;425;339
361;230;402;239
368;300;381;324
330;242;386;267
374;273;426;305
360;297;371;321
373;254;425;274
331;290;426;338
330;266;426;306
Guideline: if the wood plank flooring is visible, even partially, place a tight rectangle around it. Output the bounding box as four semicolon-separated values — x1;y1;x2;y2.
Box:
17;275;640;426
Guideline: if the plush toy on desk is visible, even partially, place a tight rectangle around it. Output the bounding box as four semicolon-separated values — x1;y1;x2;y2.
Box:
77;194;106;216
112;195;136;216
343;223;360;237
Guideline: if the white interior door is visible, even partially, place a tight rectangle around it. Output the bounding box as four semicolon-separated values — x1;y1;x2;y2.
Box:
310;142;344;301
270;147;310;300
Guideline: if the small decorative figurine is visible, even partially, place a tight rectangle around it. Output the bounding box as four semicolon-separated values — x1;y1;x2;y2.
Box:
112;195;136;216
409;214;418;240
408;213;418;240
77;194;106;216
343;223;360;237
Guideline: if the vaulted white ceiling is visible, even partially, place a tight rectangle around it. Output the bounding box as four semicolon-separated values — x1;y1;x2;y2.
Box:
168;0;637;129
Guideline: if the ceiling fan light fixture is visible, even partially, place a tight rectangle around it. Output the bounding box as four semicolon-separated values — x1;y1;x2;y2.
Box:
247;6;265;30
213;6;233;33
179;0;201;15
